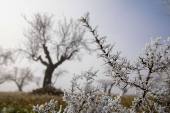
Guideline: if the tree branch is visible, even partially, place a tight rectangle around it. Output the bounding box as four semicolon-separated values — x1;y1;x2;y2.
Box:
67;50;79;60
53;55;66;68
42;44;53;65
33;56;48;66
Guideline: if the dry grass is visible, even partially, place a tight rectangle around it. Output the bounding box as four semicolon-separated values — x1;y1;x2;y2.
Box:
121;94;137;108
0;92;66;112
0;92;136;112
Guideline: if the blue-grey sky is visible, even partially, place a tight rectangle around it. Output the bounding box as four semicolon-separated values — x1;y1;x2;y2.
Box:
0;0;169;94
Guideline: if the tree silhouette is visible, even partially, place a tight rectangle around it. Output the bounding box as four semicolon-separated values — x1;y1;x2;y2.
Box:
18;13;90;88
7;67;34;92
0;46;13;66
0;46;13;84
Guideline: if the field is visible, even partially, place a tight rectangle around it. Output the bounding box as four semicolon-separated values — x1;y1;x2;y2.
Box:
0;92;136;113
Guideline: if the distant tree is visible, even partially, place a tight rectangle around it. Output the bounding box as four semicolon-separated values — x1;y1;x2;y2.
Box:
0;77;5;84
97;79;115;94
7;67;34;92
18;13;90;88
0;71;10;84
0;46;13;84
0;46;13;66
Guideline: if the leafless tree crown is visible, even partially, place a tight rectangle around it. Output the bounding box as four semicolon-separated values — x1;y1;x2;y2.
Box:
19;13;90;66
8;67;34;91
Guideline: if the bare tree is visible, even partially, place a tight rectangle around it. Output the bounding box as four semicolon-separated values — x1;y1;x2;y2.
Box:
0;46;14;84
0;77;5;84
7;67;34;92
18;13;90;88
97;79;115;94
0;46;13;66
0;71;11;84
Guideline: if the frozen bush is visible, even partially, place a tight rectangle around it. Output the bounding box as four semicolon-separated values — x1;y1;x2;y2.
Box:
32;13;170;113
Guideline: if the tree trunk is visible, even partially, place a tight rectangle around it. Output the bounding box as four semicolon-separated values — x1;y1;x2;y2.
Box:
43;66;55;87
104;84;108;93
18;86;23;92
108;82;115;94
16;82;23;92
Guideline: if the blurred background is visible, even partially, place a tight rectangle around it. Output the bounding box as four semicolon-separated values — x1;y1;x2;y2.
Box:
0;0;170;94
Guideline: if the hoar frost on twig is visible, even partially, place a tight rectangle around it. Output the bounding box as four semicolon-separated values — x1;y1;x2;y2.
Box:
32;12;170;113
79;12;170;112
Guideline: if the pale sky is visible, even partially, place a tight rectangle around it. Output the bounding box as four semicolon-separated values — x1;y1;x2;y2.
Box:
0;0;170;94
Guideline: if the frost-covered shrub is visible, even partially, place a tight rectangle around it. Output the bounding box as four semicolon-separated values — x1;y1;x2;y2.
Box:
32;99;59;113
32;69;127;113
32;13;170;113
